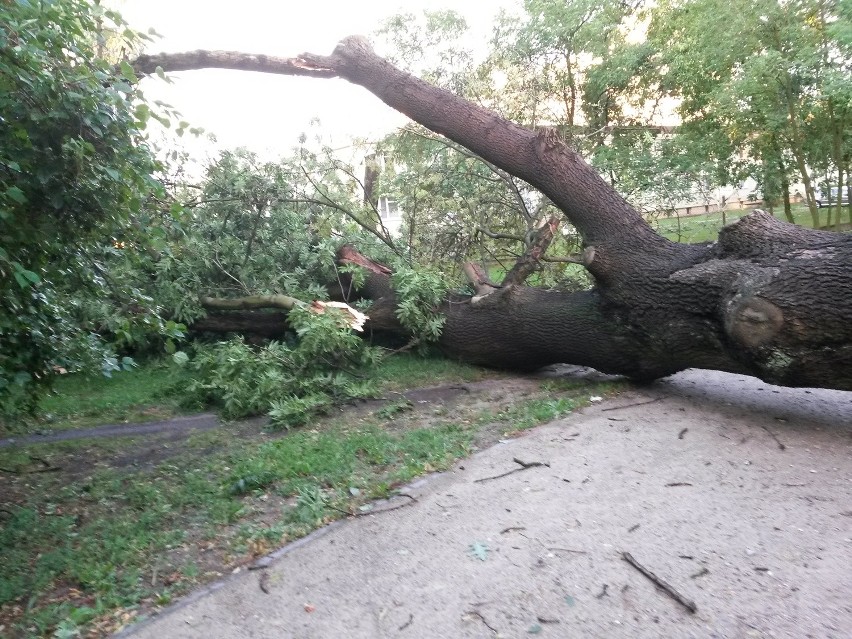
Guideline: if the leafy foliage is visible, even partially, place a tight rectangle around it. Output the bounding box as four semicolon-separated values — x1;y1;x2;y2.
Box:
0;0;165;416
391;264;450;344
183;306;380;428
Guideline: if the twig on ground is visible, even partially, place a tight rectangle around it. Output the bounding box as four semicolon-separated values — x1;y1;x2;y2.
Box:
500;526;526;534
547;547;588;554
621;551;698;614
595;584;609;599
761;425;787;450
678;428;688;439
690;567;709;579
0;460;61;474
258;572;270;594
465;609;497;633
398;613;414;631
601;398;662;412
474;458;550;483
665;482;693;487
329;493;418;518
537;615;560;624
628;524;640;533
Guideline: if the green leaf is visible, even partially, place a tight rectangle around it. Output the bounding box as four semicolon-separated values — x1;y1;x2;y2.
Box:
172;351;190;366
6;186;27;204
469;541;489;561
527;624;542;634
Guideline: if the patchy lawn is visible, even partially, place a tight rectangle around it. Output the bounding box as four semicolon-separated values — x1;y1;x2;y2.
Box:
0;357;626;638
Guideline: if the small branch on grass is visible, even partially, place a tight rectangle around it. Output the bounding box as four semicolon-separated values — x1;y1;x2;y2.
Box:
0;456;61;474
761;425;787;450
621;551;697;614
473;458;550;483
601;398;662;412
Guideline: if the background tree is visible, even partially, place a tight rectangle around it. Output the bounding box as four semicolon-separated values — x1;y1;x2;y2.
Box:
646;0;852;226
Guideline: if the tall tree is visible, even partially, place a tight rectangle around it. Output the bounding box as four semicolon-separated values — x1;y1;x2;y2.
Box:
647;0;852;226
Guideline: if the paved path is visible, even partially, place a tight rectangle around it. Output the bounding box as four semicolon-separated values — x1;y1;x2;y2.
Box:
118;370;852;638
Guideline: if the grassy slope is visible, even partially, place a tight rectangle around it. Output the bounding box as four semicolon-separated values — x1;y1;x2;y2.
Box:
651;204;823;244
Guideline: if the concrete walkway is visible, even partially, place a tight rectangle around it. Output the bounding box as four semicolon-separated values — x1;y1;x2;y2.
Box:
118;370;852;638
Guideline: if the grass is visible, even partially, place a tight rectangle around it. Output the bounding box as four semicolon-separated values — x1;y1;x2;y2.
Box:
369;351;498;391
650;204;827;244
0;357;622;638
29;361;193;433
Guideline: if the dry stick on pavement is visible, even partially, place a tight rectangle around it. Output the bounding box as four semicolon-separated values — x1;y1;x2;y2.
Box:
328;494;418;518
761;424;787;450
474;457;550;483
678;428;688;439
621;552;698;614
258;572;270;594
466;609;497;633
601;398;662;412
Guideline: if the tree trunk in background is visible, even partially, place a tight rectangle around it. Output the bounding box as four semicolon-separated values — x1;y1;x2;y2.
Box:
136;39;852;391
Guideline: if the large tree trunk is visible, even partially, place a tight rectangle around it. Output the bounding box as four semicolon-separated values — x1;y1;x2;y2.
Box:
135;39;852;391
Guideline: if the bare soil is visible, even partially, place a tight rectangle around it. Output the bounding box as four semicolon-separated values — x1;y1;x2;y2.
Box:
114;369;852;639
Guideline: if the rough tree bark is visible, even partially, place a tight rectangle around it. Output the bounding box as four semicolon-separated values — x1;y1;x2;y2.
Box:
135;38;852;391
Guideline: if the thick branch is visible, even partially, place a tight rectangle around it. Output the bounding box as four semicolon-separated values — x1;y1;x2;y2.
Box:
200;295;301;311
500;214;561;286
132;40;665;249
133;50;337;78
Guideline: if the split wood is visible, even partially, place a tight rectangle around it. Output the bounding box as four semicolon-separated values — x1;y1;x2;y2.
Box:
621;551;698;614
474;457;550;483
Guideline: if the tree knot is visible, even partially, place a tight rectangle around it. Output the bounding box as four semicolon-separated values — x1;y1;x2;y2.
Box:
725;296;784;349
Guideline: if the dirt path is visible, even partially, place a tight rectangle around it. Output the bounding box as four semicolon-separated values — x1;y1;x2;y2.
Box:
117;370;852;639
0;413;221;448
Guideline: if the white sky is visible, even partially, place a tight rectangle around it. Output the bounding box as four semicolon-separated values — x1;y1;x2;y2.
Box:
117;1;518;159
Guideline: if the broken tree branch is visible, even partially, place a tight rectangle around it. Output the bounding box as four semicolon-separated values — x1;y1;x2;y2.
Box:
474;457;550;483
621;551;698;614
500;214;562;287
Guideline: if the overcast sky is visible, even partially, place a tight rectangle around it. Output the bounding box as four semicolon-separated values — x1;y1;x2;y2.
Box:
118;1;518;159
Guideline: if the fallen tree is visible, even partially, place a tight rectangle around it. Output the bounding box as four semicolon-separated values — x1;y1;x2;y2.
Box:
135;37;852;391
